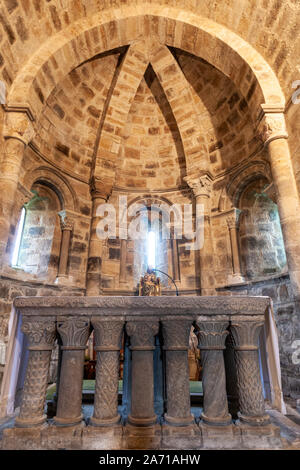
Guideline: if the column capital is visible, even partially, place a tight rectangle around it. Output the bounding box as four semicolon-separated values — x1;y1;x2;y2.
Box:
21;317;56;351
258;107;288;146
161;318;193;350
3;109;35;145
226;208;242;230
126;320;159;350
90;176;111;201
91;318;124;351
195;321;229;350
230;320;264;351
184;172;213;198
58;210;74;231
57;317;90;350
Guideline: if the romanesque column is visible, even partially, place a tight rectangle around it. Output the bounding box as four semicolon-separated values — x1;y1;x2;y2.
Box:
185;173;215;295
57;211;73;277
162;318;194;426
54;317;90;426
86;178;110;295
15;317;56;428
226;209;244;284
0;110;34;266
126;320;159;426
230;319;270;425
224;330;239;419
259;108;300;300
195;321;232;425
90;318;124;426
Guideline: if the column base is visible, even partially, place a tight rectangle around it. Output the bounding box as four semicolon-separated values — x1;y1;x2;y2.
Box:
161;422;201;449
199;422;241;449
127;414;157;427
201;412;232;426
238;412;271;426
164;413;195;427
82;424;123;450
123;421;161;450
89;414;121;427
15;414;47;428
53;414;84;427
235;420;284;449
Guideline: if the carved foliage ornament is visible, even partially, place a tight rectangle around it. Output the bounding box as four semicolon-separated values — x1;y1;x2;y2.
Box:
195;321;229;349
58;210;74;231
57;318;90;348
21;319;56;349
162;320;192;350
230;321;264;350
258;113;288;145
185;174;213;198
92;320;124;349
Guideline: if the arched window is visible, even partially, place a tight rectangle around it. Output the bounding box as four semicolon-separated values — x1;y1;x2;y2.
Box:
11;184;61;276
239;177;287;279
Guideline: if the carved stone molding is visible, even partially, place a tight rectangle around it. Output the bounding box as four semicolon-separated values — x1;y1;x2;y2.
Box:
230;321;264;350
126;321;159;350
90;176;111;201
3;110;35;145
195;321;229;350
57;317;90;349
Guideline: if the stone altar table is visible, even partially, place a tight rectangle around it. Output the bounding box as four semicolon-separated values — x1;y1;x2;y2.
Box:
2;295;285;450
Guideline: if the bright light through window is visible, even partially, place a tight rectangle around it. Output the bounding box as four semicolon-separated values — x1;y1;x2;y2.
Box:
11;207;26;267
147;231;156;269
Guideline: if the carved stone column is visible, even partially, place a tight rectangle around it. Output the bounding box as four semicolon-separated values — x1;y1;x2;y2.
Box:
259;108;300;299
54;318;90;426
195;321;231;425
226;209;244;284
57;211;73;277
0;111;34;265
185;173;215;295
126;320;159;426
90;319;124;426
230;319;270;426
224;330;239;419
15;317;56;428
162;318;194;426
86;178;110;295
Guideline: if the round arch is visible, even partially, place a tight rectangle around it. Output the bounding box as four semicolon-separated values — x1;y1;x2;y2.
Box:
7;5;285;126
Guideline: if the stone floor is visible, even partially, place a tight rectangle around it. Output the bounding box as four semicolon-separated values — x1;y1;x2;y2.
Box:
1;400;299;450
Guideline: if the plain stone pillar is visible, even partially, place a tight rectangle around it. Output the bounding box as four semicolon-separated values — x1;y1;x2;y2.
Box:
57;211;73;277
90;318;124;426
15;318;56;428
86;178;109;295
162;318;194;426
126;320;159;426
185;173;216;295
54;317;90;426
260;109;300;299
230;319;270;426
195;321;231;426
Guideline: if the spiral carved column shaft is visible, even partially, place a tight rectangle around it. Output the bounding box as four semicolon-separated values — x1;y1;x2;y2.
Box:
126;320;159;426
15;318;56;428
90;319;124;426
54;318;90;426
162;319;194;426
195;321;231;426
230;320;270;426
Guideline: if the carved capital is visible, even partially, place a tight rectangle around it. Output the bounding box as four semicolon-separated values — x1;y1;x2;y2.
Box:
57;317;90;349
230;321;264;351
126;321;159;350
58;210;74;231
226;208;242;230
3;110;35;145
258;111;288;146
162;319;193;350
21;318;56;350
195;321;229;350
184;173;213;198
90;176;111;201
92;319;124;351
